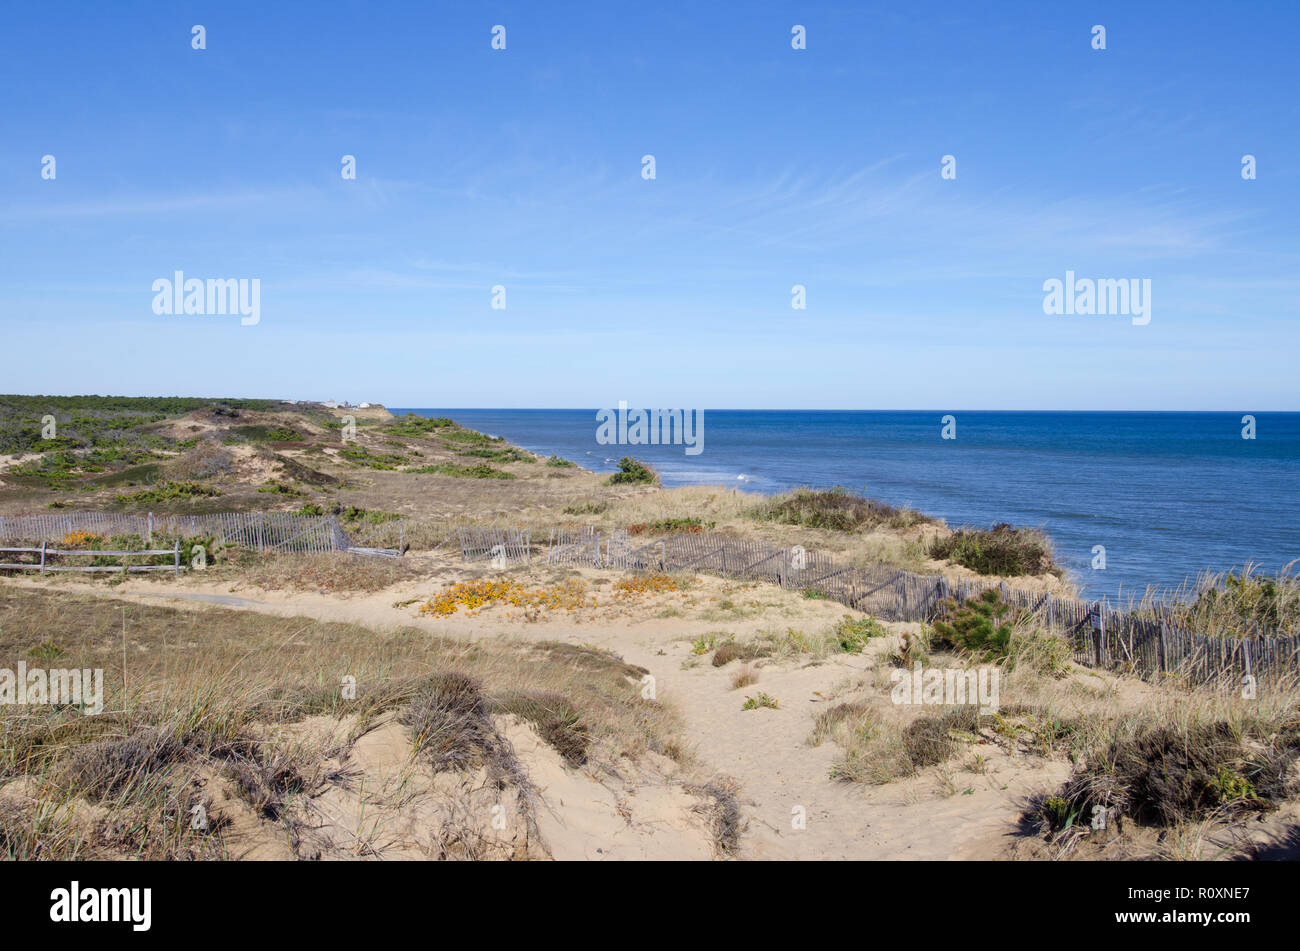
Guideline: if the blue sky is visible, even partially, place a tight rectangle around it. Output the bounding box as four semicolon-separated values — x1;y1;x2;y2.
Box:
1;1;1297;409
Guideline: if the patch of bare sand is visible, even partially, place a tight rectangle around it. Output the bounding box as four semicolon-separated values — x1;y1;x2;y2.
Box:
499;717;714;860
224;444;284;485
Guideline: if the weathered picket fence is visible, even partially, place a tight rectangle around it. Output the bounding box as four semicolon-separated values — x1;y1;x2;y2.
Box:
457;527;531;567
0;540;182;575
529;527;1300;685
0;511;395;557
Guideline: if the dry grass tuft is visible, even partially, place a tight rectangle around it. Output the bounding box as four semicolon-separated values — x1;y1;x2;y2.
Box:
688;780;743;856
730;664;759;690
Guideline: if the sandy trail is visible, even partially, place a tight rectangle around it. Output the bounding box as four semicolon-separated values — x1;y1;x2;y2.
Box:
19;575;1066;859
607;637;1067;860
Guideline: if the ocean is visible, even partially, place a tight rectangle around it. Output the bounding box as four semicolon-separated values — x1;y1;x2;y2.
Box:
390;409;1300;600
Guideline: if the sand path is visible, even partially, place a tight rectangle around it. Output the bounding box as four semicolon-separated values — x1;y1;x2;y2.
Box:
17;576;1065;859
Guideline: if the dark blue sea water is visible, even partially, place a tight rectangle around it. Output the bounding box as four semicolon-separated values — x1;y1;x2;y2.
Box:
391;409;1300;600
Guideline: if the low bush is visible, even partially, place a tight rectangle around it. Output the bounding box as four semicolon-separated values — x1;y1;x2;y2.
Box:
384;414;454;437
828;615;887;653
1036;719;1300;831
409;463;515;480
114;481;221;505
606;457;658;486
930;588;1020;660
755;487;931;533
627;518;713;536
928;523;1059;576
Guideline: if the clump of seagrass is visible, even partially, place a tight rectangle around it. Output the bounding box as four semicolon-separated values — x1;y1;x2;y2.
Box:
54;727;185;801
688;780;743;856
491;691;590;767
400;672;525;786
712;641;769;667
902;707;985;770
531;641;649;680
1035;719;1300;835
216;740;309;821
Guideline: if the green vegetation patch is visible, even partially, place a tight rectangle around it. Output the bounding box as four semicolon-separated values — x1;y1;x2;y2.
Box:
755;487;932;533
409;463;515;480
928;523;1059;577
627;517;713;536
931;588;1021;660
338;446;408;470
383;414;454;437
456;447;534;463
605;457;658;486
114;481;222;505
0;394;278;455
828;615;888;653
227;424;303;443
1035;719;1300;831
440;429;504;447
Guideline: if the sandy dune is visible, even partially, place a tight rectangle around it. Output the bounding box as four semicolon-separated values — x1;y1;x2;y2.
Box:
13;565;1095;860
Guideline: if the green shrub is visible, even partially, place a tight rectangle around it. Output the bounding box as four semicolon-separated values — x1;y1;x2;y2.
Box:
931;588;1019;660
606;457;657;486
177;534;216;567
756;487;931;532
114;481;221;505
440;430;503;447
408;463;515;480
384;414;454;437
228;424;301;443
339;447;407;470
1038;720;1295;831
457;447;533;463
829;615;887;653
928;524;1058;576
257;481;305;497
335;506;402;524
27;641;65;661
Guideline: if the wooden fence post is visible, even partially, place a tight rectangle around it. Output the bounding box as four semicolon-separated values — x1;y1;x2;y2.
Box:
1092;604;1104;667
39;541;46;574
174;539;180;576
